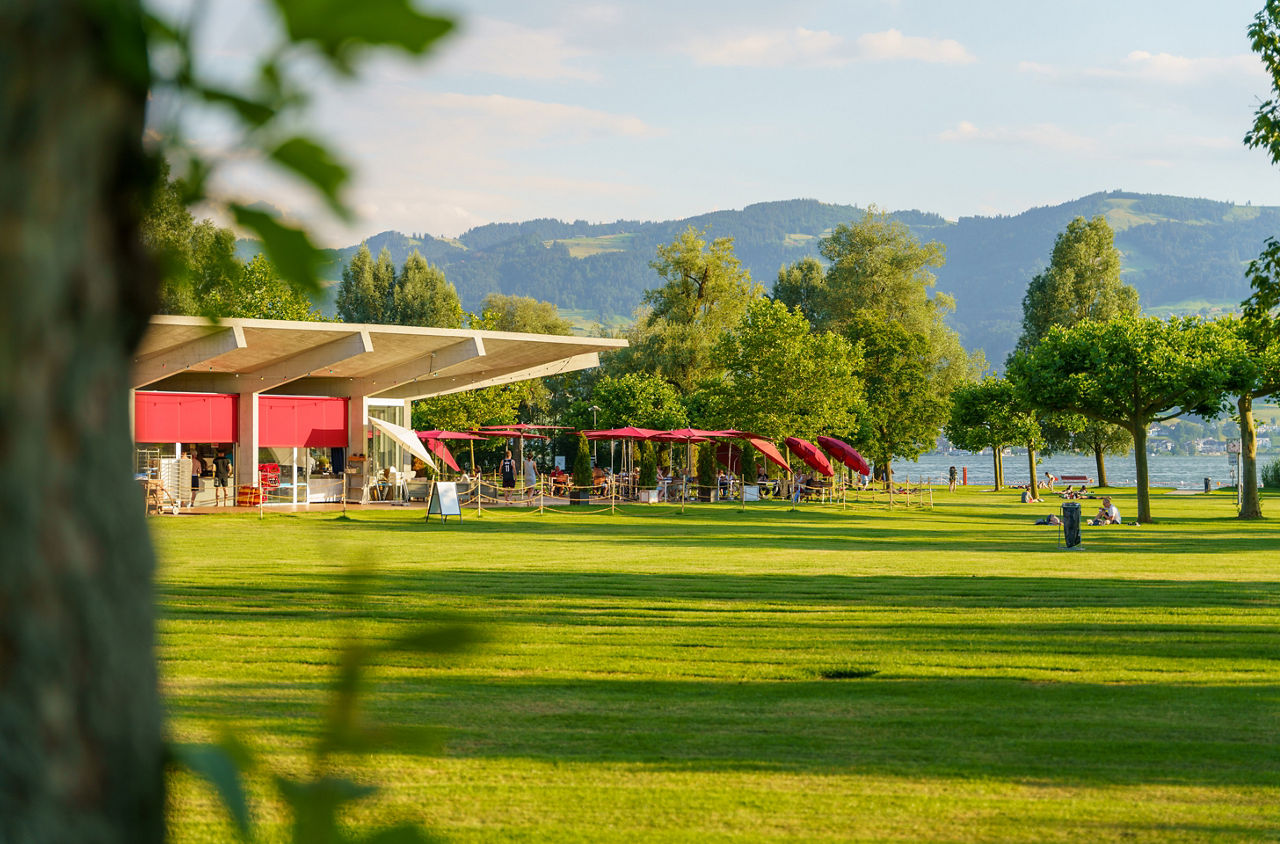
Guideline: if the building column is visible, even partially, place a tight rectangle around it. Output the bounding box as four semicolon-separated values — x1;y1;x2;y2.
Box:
237;392;259;489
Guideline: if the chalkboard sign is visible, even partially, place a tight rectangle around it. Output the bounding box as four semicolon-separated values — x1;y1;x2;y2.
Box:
427;481;462;523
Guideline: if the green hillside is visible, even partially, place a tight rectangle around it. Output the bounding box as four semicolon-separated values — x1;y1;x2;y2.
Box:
238;192;1278;363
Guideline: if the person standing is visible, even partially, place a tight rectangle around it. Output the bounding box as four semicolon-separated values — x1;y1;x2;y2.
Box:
500;449;516;504
948;465;958;492
523;454;538;496
187;450;202;508
213;451;232;506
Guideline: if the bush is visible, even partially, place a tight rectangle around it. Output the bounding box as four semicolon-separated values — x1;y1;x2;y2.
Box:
696;442;717;488
639;441;657;488
1262;457;1280;489
573;433;593;488
740;444;758;482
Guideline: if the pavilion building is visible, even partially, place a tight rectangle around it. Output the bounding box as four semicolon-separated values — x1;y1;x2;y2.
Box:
130;315;625;505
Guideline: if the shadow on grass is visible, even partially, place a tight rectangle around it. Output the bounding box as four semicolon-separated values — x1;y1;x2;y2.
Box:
281;503;1280;556
160;572;1280;619
166;672;1280;788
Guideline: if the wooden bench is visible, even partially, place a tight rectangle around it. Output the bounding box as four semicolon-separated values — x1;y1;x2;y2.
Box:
1057;475;1093;484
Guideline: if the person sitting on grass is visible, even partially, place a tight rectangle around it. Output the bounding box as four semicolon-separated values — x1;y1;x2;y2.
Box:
1021;487;1043;504
1089;497;1121;526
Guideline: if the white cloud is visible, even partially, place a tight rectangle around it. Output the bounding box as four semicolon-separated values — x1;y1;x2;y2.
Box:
433;16;599;81
1020;50;1264;86
854;29;975;65
410;92;663;143
686;27;974;68
939;120;1099;154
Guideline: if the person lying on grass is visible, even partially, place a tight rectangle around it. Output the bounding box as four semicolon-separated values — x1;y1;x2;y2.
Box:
1089;497;1121;526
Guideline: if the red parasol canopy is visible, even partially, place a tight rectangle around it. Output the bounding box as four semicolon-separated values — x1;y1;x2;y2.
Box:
477;423;566;431
472;429;550;440
714;443;742;472
719;430;791;473
664;427;734;439
423;438;461;472
784;436;833;477
582;426;660;440
417;429;487;441
816;436;871;476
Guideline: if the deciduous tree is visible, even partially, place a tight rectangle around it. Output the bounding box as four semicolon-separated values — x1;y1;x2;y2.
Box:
394;249;463;328
626;226;762;392
946;378;1042;492
1008;315;1241;522
708;298;863;443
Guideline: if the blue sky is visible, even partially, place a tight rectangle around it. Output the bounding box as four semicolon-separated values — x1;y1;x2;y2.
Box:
168;0;1280;243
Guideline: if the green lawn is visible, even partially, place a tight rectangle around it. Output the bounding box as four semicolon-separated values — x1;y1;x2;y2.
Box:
156;488;1280;842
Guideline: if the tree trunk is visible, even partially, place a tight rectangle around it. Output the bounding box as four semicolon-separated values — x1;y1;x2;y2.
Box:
1026;445;1038;495
1132;424;1151;523
1094;443;1108;488
1239;393;1262;519
1;3;164;842
991;447;1002;491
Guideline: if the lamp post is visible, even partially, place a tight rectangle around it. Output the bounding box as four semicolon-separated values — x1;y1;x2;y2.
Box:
589;405;600;466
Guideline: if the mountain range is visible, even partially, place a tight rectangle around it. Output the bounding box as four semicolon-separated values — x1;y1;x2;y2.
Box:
239;191;1280;365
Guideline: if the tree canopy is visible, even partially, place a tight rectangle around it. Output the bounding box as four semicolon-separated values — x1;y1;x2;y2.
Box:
1008;315;1241;522
946;378;1042;491
707;298;863;443
1014;215;1138;357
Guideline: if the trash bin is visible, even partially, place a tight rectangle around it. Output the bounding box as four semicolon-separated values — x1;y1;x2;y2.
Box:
1204;477;1211;493
1061;502;1082;549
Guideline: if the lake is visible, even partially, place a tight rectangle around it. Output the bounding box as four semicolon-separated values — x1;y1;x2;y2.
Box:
891;451;1255;489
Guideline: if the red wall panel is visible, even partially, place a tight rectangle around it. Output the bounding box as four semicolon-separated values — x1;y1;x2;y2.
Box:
134;392;238;443
259;396;348;448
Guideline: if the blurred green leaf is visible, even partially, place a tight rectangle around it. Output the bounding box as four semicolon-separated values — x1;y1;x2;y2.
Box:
271;0;454;72
171;742;254;839
278;774;378;844
359;824;442;844
382;623;481;657
231;204;325;294
199;86;277;127
270;137;350;218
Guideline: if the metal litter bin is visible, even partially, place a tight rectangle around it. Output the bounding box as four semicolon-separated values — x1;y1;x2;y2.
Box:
1060;502;1082;549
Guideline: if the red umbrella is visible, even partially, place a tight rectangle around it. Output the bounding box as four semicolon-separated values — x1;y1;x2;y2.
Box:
816;436;871;476
473;429;550;440
714;443;742;472
477;423;566;431
418;429;488;474
417;430;488;441
582;426;660;440
784;436;833;477
719;430;791;473
423;438;460;472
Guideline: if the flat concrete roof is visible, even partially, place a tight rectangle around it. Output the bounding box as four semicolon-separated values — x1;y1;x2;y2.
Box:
133;315;627;400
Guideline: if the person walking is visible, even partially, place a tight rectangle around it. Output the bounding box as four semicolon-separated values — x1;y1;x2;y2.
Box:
523;454;538;497
213;451;232;506
500;450;516;504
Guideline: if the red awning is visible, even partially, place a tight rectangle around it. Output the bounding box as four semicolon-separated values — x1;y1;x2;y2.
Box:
784;437;833;477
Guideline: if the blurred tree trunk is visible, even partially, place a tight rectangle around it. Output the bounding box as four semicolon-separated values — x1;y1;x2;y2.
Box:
0;2;163;842
1094;444;1109;488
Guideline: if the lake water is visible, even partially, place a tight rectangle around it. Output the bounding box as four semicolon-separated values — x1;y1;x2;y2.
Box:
890;451;1253;489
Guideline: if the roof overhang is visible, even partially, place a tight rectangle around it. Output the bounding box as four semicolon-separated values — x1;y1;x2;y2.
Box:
132;315;627;399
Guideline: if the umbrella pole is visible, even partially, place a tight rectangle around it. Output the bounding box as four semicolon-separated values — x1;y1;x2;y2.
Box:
472;441;482;518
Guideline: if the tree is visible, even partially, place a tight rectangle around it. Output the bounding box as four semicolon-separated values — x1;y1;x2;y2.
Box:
1215;317;1280;519
585;372;688;431
1008;315;1241;522
0;1;452;840
394;249;463;328
806;209;975;483
1011;214;1139;483
626;226;762;392
1013;215;1138;356
843;314;954;487
1067;419;1131;488
336;243;377;323
472;293;573;335
371;246;396;323
707;298;863;443
773;256;825;327
223;253;322;321
946;378;1042;492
